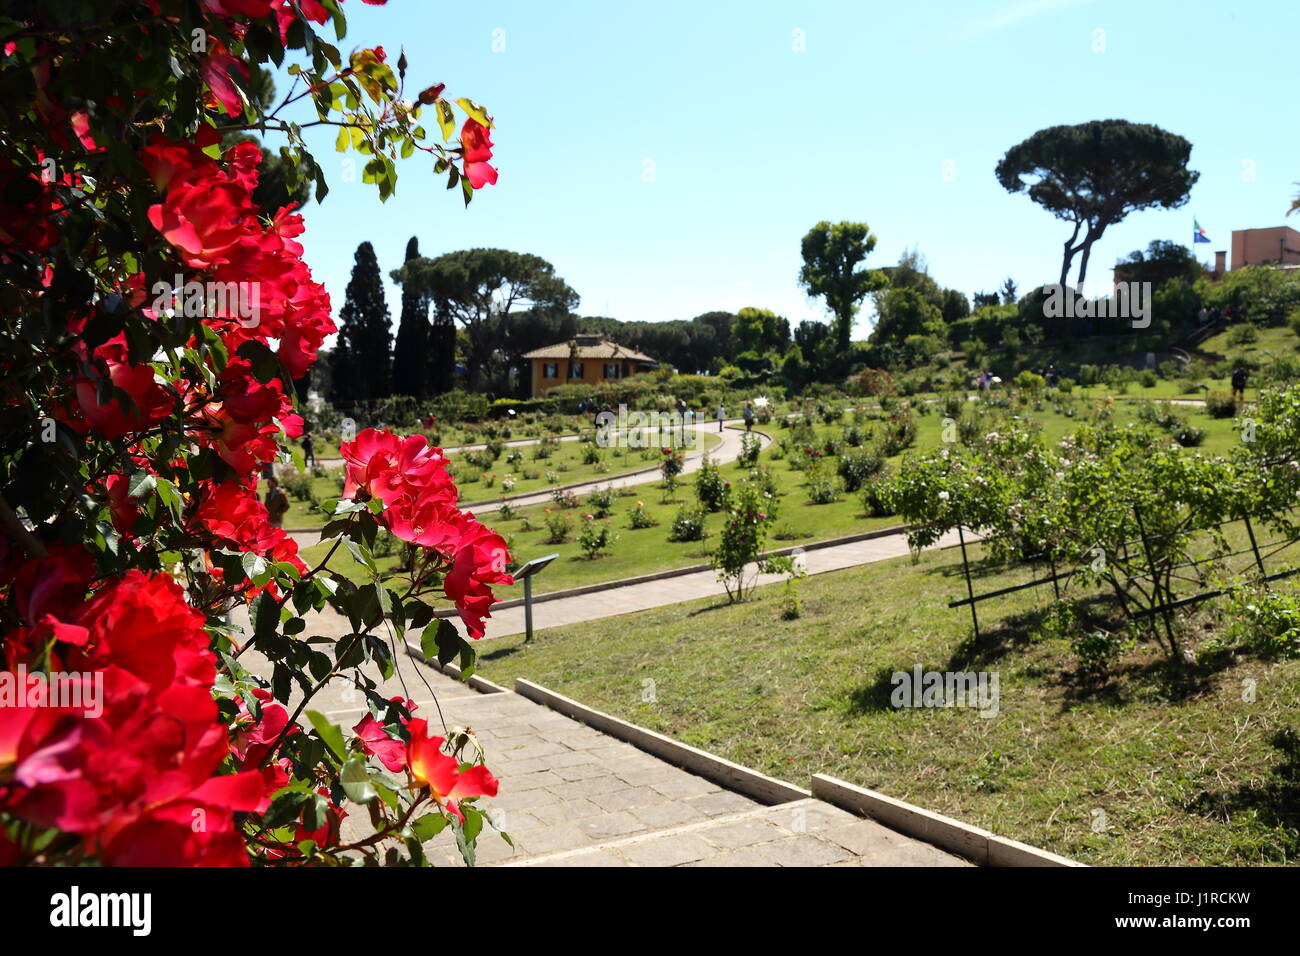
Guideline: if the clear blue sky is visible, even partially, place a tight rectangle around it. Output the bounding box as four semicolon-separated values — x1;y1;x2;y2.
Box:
281;0;1299;341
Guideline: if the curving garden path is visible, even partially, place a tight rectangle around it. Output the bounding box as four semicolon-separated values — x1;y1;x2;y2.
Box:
286;419;769;550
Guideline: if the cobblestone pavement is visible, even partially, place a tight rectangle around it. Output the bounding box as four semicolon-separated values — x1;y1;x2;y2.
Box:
237;637;968;867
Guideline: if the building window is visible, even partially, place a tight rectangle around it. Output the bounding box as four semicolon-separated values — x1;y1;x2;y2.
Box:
569;362;584;378
543;362;558;379
603;363;620;379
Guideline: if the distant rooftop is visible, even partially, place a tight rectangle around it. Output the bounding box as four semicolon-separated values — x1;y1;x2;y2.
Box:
522;334;656;363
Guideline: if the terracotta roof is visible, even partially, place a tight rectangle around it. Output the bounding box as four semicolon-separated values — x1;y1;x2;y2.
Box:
522;336;656;363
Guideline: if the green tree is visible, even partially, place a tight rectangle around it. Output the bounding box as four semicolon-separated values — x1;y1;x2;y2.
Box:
394;248;578;391
798;221;887;353
1118;240;1204;287
732;306;790;356
332;241;391;403
391;236;428;396
996;120;1199;291
870;287;945;346
940;288;971;325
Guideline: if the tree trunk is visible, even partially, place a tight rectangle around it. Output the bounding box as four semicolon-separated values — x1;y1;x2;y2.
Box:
1059;220;1082;291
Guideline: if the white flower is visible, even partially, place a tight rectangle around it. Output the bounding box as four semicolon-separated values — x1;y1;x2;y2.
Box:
938;491;950;501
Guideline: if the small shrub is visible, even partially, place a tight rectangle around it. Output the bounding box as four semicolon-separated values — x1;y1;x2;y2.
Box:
1227;323;1259;347
1070;627;1134;679
668;505;707;542
543;510;573;543
778;581;802;620
281;470;315;503
838;449;883;492
695;456;730;512
1205;392;1237;418
586;485;615;518
627;500;658;529
738;432;762;467
578;517;615;559
1219;583;1300;659
859;474;896;517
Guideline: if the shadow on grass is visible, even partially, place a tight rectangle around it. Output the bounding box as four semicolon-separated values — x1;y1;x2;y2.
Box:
479;644;522;663
1186;729;1300;857
845;663;954;714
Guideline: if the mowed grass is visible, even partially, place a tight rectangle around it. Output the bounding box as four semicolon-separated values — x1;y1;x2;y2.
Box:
299;399;1250;596
297;425;900;596
472;536;1300;867
281;431;719;530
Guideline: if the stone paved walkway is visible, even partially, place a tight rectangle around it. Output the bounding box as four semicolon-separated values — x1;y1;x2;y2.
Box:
237;640;968;867
449;528;964;641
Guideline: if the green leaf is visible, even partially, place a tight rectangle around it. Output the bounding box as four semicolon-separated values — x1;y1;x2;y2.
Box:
241;551;269;584
420;618;461;665
252;591;281;639
305;710;346;761
340;756;377;804
127;469;156;499
411;812;448;841
262;788;311;829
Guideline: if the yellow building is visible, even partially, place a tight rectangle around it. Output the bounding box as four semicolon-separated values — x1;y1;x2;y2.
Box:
521;334;657;398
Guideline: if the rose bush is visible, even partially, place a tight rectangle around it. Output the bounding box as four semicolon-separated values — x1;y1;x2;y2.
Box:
0;0;510;866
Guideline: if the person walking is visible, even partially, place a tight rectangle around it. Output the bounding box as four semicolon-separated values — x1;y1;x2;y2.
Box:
743;401;754;432
1231;365;1248;403
264;476;290;528
716;403;725;432
302;433;315;469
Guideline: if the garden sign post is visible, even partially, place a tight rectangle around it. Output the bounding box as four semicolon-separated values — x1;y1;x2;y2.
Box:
516;553;560;643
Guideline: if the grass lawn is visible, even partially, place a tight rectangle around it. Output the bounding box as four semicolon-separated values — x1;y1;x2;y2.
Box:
299;399;1251;596
1199;322;1300;363
281;431;720;529
471;534;1300;867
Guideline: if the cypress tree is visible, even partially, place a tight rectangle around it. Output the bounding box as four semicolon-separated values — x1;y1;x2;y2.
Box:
392;236;428;396
334;241;391;401
428;299;457;396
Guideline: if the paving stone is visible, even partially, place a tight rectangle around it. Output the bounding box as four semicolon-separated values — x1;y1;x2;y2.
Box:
576;811;647;840
648;774;721;799
779;800;859;834
493;787;561;811
532;849;627;867
754;836;854;867
529;798;604;824
620;834;716;867
514;822;593;856
629;800;711;829
820;819;907;857
588;786;667;812
505;770;565;792
699;817;788;850
684;790;755;816
551;775;635;800
685;847;774;867
553;762;608;782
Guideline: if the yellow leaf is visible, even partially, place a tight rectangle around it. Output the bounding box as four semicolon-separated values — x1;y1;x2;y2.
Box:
455;97;492;128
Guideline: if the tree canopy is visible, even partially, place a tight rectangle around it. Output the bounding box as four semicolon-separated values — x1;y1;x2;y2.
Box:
393;248;578;392
799;221;888;353
996;119;1198;290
